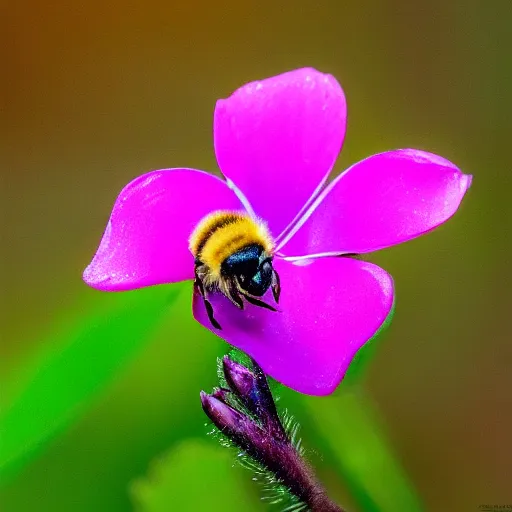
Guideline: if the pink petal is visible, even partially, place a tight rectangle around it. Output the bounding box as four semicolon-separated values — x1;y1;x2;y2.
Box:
83;169;243;291
214;67;347;239
279;149;472;256
193;257;393;396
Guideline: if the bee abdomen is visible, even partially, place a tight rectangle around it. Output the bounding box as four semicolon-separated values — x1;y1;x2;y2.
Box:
190;212;242;257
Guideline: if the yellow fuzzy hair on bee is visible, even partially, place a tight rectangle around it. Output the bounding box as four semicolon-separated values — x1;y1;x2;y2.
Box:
189;211;274;280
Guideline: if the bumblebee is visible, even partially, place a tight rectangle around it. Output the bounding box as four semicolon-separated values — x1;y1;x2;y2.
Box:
189;211;281;329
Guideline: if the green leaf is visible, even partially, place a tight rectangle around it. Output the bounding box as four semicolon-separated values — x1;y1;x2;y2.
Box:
0;285;180;483
130;439;260;512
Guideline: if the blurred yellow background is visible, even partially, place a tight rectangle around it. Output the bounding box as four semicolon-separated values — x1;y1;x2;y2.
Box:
2;1;511;511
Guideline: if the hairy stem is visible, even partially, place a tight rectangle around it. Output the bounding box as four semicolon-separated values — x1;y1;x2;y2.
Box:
201;356;347;511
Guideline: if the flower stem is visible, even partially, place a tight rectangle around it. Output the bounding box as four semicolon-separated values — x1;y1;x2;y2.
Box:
288;450;345;512
201;356;347;511
261;442;344;512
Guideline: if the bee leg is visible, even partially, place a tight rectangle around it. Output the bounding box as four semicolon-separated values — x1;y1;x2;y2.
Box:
233;279;277;312
203;298;222;330
271;269;281;303
194;275;222;330
226;285;244;310
240;293;278;312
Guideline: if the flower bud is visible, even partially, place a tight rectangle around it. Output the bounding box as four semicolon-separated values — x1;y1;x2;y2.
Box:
200;391;242;433
222;357;256;401
222;356;286;440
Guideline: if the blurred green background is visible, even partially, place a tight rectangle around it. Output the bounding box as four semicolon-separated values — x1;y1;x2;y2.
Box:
2;1;511;511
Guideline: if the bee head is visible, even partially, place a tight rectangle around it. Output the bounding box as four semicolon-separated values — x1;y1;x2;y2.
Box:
221;244;274;297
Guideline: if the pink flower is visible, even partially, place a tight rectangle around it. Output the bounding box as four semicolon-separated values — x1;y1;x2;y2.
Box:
83;68;472;396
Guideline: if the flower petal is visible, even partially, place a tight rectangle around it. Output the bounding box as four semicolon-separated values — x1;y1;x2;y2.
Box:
83;169;243;291
193;257;393;396
278;149;472;256
214;67;347;239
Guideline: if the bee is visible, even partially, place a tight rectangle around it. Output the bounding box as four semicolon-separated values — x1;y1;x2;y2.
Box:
189;211;281;330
